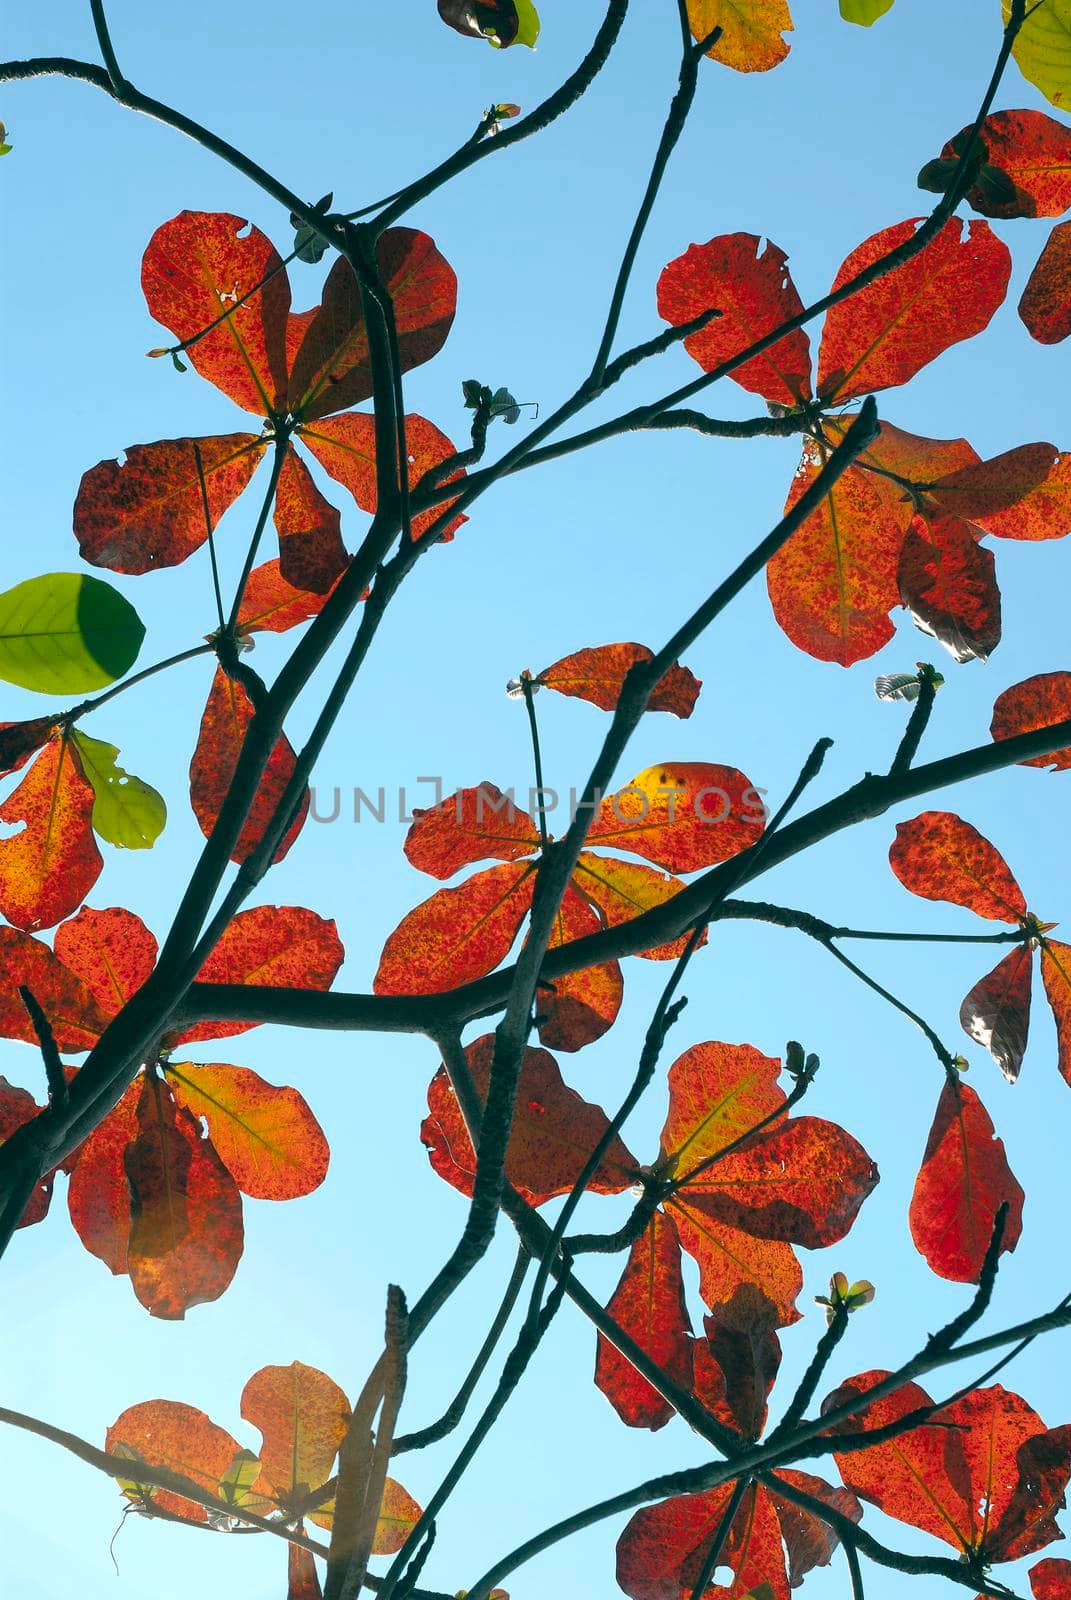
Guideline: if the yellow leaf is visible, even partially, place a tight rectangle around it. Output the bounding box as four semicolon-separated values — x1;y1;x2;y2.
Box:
687;0;793;72
1005;0;1071;109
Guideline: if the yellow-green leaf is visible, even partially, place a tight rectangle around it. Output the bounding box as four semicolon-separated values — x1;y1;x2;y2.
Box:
0;573;145;694
840;0;894;22
1006;0;1071;109
687;0;793;72
70;730;166;850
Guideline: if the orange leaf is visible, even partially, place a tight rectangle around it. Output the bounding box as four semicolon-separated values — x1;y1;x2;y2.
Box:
420;1034;637;1207
898;513;1001;663
237;559;343;635
66;1079;141;1273
1033;1559;1071;1599
889;811;1027;923
818;218;1010;401
0;925;109;1050
660;1040;785;1175
374;861;536;994
910;1078;1024;1282
74;435;265;574
960;944;1034;1081
0;734;102;931
943;110;1071;219
535;885;622;1052
537;643;701;718
595;1212;693;1431
288;1542;323;1600
165;1061;329;1200
930;443;1071;541
1021;219;1071;344
586;762;765;872
106;1398;243;1523
272;448;348;594
53;905;157;1020
288;230;457;421
141;211;291;416
1041;939;1071;1089
572;851;700;961
991;672;1071;770
834;415;980;486
373;1477;424;1555
667;1196;803;1326
240;1361;350;1499
685;0;793;73
403;784;540;880
189;666;308;866
657;232;810;404
300;411;468;542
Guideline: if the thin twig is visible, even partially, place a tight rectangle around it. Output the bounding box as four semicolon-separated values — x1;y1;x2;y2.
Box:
17;988;67;1109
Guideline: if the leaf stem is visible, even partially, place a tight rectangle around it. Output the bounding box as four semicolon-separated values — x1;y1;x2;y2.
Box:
521;677;550;849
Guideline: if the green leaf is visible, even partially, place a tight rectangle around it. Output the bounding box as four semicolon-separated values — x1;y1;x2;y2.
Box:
839;0;895;22
0;573;145;694
1006;0;1071;109
70;730;166;849
218;1449;264;1507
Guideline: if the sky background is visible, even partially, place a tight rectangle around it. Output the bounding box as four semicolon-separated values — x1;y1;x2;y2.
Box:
3;3;1071;1597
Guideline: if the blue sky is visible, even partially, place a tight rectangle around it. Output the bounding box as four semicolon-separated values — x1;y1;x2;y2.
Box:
3;2;1071;1597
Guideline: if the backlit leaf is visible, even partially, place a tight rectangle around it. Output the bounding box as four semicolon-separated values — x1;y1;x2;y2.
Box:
240;1361;350;1499
0;573;144;694
1006;0;1071;111
817;218;1010;401
300;411;468;542
930;443;1071;541
535;885;622;1052
165;1062;329;1201
585;762;766;872
1040;939;1071;1088
373;1477;424;1555
403;784;540;879
991;672;1071;769
236;559;342;635
53;905;156;1019
668;1196;804;1325
889;811;1027;923
840;0;894;21
939;110;1071;218
69;730;166;849
66;1080;141;1273
288;1542;323;1600
537;644;701;718
0;924;109;1049
374;861;536;994
693;1287;782;1439
106;1399;243;1524
595;1211;694;1431
660;1040;785;1176
897;513;1001;663
686;0;793;73
74;435;265;574
1021;220;1071;342
1033;1559;1071;1599
960;944;1034;1082
572;851;700;961
0;734;103;931
909;1078;1024;1281
272;448;348;595
0;718;55;778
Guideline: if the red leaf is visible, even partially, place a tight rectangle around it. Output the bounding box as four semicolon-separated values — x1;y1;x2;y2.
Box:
889;811;1027;923
1041;939;1071;1088
0;735;102;931
189;666;308;866
125;1073;193;1262
585;762;765;872
945;110;1071;219
106;1398;243;1523
767;1470;863;1587
660;1041;785;1175
695;1287;782;1440
53;905;158;1020
1021;220;1071;344
668;1195;804;1326
374;861;535;994
898;513;1001;663
818;218;1010;401
240;1361;349;1498
992;672;1071;769
420;1034;637;1207
910;1078;1025;1281
74;435;265;574
273;448;348;594
844;416;980;486
537;644;701;718
930;443;1071;542
572;851;701;961
236;559;343;635
595;1212;693;1432
0;1077;53;1226
288;1543;323;1600
0;925;109;1050
656;232;812;406
66;1079;140;1273
300;411;468;542
141;211;291;415
0;718;56;778
960;944;1034;1082
768;444;909;665
288;230;457;421
175;904;344;1046
165;1061;329;1200
403;784;540;880
1033;1559;1071;1599
535;885;622;1052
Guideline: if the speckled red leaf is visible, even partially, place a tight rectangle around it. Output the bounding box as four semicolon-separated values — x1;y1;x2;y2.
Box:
535;885;622;1052
0;1077;53;1226
174;903;344;1046
0;925;108;1050
768;442;911;665
681;1115;878;1249
66;1078;140;1272
950;1390;1071;1561
839;416;981;487
1041;939;1071;1088
818;218;1010;401
930;443;1071;542
189;666;308;866
288;230;457;422
164;1061;329;1200
240;1361;350;1499
960;944;1034;1082
106;1398;243;1523
0;735;102;932
595;1211;693;1431
288;1543;322;1600
944;110;1071;218
420;1034;637;1207
898;513;1001;663
889;811;1026;923
537;644;701;718
660;1041;786;1175
53;905;158;1020
994;1425;1071;1561
272;448;348;594
668;1196;804;1326
1021;221;1071;344
768;1472;863;1586
403;784;540;880
0;718;55;778
1033;1559;1071;1599
372;1477;423;1554
694;1287;782;1439
572;851;700;961
141;211;290;415
300;412;468;542
74;435;265;574
125;1076;244;1319
236;559;343;635
657;232;812;406
992;673;1071;770
586;762;765;873
910;1078;1024;1282
374;861;535;994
